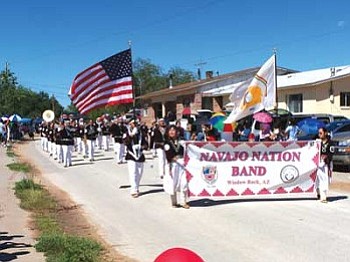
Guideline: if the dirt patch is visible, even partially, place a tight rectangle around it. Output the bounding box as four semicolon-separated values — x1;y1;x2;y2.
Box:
330;182;350;193
13;142;137;262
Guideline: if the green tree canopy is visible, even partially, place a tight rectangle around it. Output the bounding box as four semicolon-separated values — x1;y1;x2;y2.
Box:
0;65;63;118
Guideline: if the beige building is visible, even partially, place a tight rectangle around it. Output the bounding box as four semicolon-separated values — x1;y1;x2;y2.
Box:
137;65;350;125
276;66;350;117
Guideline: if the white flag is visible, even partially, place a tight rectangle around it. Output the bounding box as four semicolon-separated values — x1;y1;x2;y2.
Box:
225;55;276;123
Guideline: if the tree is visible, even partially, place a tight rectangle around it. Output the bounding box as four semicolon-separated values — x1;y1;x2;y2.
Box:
133;58;195;96
133;58;167;96
168;67;195;86
0;64;64;117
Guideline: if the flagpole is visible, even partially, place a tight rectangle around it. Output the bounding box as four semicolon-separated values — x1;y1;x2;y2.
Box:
128;40;136;120
273;48;278;111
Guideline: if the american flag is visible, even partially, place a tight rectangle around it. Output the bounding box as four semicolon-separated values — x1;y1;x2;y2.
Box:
69;49;133;114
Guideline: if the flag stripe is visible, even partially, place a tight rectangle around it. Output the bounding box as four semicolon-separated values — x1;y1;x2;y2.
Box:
74;77;132;107
255;74;267;86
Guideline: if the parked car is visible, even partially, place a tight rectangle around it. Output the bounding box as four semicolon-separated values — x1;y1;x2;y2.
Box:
291;113;348;125
326;121;350;169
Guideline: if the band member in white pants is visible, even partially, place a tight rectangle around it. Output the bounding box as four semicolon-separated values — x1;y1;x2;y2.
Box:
101;120;110;151
110;118;127;164
96;117;103;150
60;121;74;167
124;119;146;198
153;119;166;178
85;120;98;162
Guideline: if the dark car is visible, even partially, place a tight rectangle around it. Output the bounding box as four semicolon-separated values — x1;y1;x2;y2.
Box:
327;121;350;169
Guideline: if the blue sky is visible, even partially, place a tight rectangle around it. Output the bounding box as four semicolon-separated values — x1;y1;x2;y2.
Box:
1;0;349;107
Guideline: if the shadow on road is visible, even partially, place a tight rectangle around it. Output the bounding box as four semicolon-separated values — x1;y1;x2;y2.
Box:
189;195;348;207
0;232;32;261
140;189;164;196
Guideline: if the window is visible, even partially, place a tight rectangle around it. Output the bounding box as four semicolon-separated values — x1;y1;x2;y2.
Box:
337;124;350;133
340;92;350;107
202;97;213;110
288;94;303;113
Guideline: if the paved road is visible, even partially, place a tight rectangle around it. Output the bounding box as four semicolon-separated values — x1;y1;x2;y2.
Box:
22;140;350;262
0;146;45;262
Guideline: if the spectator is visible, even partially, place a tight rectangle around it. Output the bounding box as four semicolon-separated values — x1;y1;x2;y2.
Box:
259;123;272;141
239;122;251;141
284;119;300;141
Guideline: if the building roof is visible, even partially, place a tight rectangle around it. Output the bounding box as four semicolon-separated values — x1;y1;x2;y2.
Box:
277;65;350;89
137;66;296;100
203;65;350;96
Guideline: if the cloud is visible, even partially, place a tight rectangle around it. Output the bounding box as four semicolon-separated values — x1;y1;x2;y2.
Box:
337;20;345;28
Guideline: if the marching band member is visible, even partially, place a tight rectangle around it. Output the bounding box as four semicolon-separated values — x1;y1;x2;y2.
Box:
153;118;167;178
110;117;127;164
163;125;189;209
39;122;48;152
60;120;74;167
47;122;55;156
96;117;103;150
101;119;111;151
55;121;64;163
70;119;79;152
76;119;85;156
149;121;158;158
124;119;146;198
316;127;334;203
85;119;98;162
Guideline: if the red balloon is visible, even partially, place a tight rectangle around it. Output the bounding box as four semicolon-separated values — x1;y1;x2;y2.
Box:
154;247;204;262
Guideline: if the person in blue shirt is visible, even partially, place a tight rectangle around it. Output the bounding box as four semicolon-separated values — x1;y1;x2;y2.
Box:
284;119;300;141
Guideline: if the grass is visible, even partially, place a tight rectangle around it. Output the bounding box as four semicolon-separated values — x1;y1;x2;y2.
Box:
14;179;102;262
6;148;17;157
36;234;102;262
7;162;32;173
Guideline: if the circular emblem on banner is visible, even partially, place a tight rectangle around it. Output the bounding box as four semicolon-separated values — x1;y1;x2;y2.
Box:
280;165;299;184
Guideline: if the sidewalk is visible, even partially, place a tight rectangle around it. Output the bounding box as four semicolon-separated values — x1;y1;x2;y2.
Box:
0;146;44;262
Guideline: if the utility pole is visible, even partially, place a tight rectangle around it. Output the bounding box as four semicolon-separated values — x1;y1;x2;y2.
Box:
194;60;207;80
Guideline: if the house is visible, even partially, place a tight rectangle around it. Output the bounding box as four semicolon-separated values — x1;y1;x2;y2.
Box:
136;67;295;124
136;64;350;125
277;66;350;117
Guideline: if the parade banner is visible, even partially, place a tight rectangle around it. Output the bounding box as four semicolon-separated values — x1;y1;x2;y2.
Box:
184;141;320;199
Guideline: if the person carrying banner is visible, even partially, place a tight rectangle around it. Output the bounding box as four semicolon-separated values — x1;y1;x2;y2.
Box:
316;127;334;203
124;119;146;198
163;125;189;209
